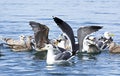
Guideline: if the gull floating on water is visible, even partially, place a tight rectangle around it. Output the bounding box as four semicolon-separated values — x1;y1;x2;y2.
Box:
53;33;71;51
53;16;76;55
29;21;49;51
2;35;33;51
98;32;120;53
97;32;114;50
41;43;73;65
77;25;103;53
108;42;120;53
53;16;103;54
82;35;100;54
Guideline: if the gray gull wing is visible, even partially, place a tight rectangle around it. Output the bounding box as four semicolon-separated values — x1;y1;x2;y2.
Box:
77;26;103;52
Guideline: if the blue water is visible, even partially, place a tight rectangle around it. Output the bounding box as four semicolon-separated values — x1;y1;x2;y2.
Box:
0;0;120;76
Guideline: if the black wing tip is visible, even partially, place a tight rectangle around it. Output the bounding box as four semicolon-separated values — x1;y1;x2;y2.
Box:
79;25;103;30
53;16;63;24
52;16;56;19
29;21;35;25
52;16;57;19
90;26;103;29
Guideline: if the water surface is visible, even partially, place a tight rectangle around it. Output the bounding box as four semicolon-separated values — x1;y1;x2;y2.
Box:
0;0;120;76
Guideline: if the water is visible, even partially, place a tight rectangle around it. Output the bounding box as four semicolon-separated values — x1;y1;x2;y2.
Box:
0;0;120;76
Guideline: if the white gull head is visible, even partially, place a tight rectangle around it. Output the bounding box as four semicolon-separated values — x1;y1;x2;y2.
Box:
104;32;114;39
82;35;98;53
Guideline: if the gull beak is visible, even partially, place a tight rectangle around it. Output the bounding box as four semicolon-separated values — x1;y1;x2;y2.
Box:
54;42;58;45
52;40;59;45
109;33;115;37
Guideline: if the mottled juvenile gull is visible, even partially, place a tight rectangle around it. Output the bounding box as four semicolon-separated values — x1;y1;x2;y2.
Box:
2;35;33;51
108;42;120;53
29;21;49;51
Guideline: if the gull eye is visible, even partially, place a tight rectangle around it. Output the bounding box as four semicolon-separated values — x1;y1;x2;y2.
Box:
53;45;56;49
46;45;49;48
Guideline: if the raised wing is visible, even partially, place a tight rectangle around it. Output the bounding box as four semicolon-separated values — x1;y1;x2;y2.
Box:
53;17;76;55
77;26;103;52
29;21;49;49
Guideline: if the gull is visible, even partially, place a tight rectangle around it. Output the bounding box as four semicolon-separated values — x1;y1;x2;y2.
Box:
53;16;103;55
41;44;73;65
53;17;76;55
2;35;33;51
53;33;71;50
82;35;100;54
29;21;49;51
97;32;114;50
77;25;103;53
108;42;120;53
